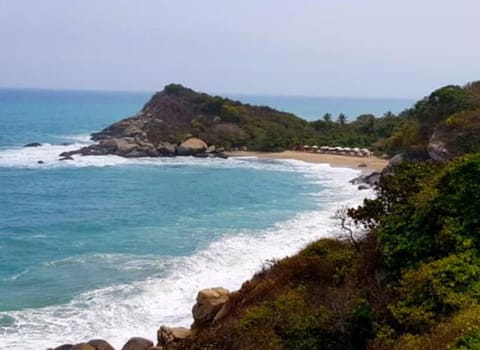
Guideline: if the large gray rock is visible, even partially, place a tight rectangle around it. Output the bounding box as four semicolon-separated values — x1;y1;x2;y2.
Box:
177;138;207;156
428;131;450;161
192;287;230;326
205;145;216;153
157;142;176;156
121;337;153;350
157;326;191;349
350;171;381;187
113;138;138;155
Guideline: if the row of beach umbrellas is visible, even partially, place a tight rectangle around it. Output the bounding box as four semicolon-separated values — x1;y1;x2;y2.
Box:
303;145;372;155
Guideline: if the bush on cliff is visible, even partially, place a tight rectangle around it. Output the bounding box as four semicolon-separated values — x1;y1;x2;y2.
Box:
381;83;480;157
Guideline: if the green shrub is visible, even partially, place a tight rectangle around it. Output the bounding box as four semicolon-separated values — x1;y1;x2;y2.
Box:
390;253;480;330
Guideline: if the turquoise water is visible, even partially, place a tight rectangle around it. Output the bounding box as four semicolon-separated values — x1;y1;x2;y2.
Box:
0;89;383;348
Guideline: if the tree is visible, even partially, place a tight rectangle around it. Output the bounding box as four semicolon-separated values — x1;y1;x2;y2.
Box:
337;113;348;125
383;110;396;118
323;113;332;122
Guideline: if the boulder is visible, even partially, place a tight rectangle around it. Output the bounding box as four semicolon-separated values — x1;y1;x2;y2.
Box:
71;343;96;350
114;138;138;155
192;287;230;326
59;155;74;161
37;160;44;164
350;171;381;187
123;150;150;158
358;184;371;190
121;337;153;350
364;171;381;186
358;163;367;168
388;153;405;167
99;139;120;152
157;326;191;349
88;339;115;350
24;142;42;147
216;153;228;159
428;131;450;161
177;138;207;156
205;145;216;153
194;152;209;158
157;142;176;156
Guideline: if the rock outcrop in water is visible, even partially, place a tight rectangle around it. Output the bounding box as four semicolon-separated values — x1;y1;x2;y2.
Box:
59;83;312;159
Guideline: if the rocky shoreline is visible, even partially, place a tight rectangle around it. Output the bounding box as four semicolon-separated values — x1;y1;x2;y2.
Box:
57;136;229;160
49;287;231;350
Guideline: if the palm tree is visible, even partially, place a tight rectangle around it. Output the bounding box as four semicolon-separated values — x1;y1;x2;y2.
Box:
337;113;348;125
383;110;396;118
323;113;332;122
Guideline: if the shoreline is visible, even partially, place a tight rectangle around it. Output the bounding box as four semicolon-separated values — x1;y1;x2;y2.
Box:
227;150;388;171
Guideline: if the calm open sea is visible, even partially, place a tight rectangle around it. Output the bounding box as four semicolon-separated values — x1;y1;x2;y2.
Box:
0;88;403;348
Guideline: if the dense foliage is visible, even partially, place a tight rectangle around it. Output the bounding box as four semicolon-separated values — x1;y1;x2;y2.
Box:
307;81;480;157
159;84;315;152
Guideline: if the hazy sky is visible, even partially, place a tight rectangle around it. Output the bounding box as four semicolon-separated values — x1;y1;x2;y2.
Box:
0;0;479;97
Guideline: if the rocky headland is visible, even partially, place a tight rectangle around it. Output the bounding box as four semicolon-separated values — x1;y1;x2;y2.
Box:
58;84;313;160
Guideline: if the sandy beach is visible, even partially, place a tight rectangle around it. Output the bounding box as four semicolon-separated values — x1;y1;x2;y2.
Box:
227;150;388;171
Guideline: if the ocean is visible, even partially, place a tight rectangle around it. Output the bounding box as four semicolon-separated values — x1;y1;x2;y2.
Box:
0;89;405;349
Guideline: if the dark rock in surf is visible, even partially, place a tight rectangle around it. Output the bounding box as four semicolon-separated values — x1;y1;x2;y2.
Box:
121;337;153;350
87;339;115;350
24;142;42;147
70;343;96;350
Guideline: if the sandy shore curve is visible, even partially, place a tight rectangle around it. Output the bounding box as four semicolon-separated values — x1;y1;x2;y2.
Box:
227;150;388;171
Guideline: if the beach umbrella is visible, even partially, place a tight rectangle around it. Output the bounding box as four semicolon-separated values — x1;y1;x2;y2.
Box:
353;147;361;152
312;145;319;149
320;146;329;150
303;145;310;148
361;148;370;153
343;147;352;152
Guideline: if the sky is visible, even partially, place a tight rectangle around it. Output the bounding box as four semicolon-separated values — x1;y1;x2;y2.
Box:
0;0;479;98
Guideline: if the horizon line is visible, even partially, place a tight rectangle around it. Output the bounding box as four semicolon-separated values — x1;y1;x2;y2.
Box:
0;85;418;101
